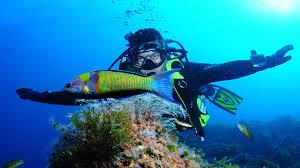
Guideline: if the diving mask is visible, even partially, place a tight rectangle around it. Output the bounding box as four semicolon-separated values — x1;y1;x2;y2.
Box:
134;43;166;70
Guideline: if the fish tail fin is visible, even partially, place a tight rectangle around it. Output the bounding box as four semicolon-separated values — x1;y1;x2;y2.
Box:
151;68;180;104
245;126;254;140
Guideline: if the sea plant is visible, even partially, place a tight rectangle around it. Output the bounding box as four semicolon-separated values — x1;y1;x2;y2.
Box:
181;151;189;158
70;106;133;157
167;144;176;152
49;106;133;167
204;156;239;168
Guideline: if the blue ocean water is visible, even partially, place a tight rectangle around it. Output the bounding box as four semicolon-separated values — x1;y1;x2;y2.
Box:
0;0;299;167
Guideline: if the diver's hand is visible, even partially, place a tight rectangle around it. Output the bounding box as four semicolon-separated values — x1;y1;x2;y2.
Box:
16;88;52;101
266;45;293;68
16;88;41;100
16;88;77;105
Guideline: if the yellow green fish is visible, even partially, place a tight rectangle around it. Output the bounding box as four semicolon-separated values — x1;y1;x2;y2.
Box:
2;160;24;168
16;69;179;105
64;69;179;103
237;123;253;140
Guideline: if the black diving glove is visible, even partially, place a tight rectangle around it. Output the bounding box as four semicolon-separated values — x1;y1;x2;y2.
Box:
16;88;47;101
266;45;293;68
251;45;293;68
16;88;77;105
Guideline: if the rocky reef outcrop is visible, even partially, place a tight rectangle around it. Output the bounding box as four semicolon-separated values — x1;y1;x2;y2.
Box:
48;93;208;168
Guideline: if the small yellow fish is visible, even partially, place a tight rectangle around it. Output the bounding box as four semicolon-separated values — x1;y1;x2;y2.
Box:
237;123;253;140
175;120;193;128
2;160;24;168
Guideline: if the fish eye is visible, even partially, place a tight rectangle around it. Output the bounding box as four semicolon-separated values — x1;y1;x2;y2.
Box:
65;82;72;88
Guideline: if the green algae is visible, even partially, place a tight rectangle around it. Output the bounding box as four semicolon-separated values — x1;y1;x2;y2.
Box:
167;144;176;152
71;106;133;156
181;151;189;158
204;156;239;168
49;106;134;167
146;147;152;155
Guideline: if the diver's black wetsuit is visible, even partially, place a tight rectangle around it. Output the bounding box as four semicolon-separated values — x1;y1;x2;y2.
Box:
172;60;268;138
187;60;267;87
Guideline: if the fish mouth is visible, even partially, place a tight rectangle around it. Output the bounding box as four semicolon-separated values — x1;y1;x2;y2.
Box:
146;72;157;76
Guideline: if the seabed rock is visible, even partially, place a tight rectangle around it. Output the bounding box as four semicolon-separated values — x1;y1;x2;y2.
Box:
48;93;207;168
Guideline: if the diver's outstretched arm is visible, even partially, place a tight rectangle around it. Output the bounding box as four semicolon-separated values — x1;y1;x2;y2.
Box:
186;45;294;88
16;88;78;105
264;45;293;68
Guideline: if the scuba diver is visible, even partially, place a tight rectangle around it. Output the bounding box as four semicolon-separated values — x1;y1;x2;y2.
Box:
16;28;294;141
108;28;293;141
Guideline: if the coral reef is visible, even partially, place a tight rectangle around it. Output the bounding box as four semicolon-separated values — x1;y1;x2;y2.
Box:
179;115;300;168
48;93;209;168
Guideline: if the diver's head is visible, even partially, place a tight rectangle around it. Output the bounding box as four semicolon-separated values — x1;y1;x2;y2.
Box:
125;28;167;76
125;28;164;49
